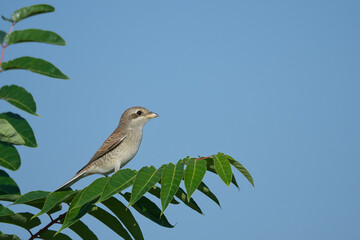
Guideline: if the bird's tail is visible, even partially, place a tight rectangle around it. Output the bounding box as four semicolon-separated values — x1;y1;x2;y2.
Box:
55;171;87;191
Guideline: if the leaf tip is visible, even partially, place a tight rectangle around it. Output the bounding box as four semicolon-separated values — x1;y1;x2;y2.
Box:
1;15;13;23
54;229;62;236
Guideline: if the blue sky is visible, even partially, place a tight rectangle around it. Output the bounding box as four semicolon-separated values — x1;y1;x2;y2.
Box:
1;1;360;239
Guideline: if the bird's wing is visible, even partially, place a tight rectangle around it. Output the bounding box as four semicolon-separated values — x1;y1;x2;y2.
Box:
77;131;127;174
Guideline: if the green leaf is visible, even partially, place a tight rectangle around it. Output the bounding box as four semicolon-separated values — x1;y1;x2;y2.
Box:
123;192;174;228
88;206;132;240
70;177;108;210
61;219;98;240
58;196;97;233
129;166;163;206
98;169;136;202
160;160;184;213
0;232;20;240
34;190;76;218
0;212;40;230
0;204;14;216
13;190;49;205
205;157;239;188
10;190;62;215
5;29;65;46
184;158;207;201
39;230;72;240
0;85;37;115
1;57;69;79
0;142;20;171
0;170;20;195
32;202;61;215
0;194;20;202
205;157;216;172
1;16;13;23
101;197;144;240
11;4;54;23
226;155;255;187
148;185;179;204
0;113;37;147
0;119;25;145
3;193;61;215
58;186;102;233
174;187;203;215
213;153;233;186
18;199;61;215
0;31;6;44
231;175;240;189
197;181;221;207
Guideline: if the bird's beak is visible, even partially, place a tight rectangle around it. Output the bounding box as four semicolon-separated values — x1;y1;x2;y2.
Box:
146;112;159;119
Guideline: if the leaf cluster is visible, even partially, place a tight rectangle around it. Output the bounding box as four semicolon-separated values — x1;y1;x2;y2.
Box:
1;153;253;239
0;4;68;239
0;4;68;172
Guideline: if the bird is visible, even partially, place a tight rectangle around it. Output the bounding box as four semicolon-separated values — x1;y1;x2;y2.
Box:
55;106;158;191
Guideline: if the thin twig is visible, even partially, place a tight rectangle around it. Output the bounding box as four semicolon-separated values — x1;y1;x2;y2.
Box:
185;155;215;165
0;22;15;71
0;44;6;71
194;155;214;161
26;229;34;238
47;213;54;222
29;212;67;240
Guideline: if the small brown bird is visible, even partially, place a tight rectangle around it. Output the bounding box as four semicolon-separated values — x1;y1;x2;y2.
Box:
55;106;158;191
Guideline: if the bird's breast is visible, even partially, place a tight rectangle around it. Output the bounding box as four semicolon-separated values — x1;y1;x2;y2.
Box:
111;130;143;167
85;130;143;176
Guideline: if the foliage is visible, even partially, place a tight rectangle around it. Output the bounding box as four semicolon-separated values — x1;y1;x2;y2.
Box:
0;4;254;240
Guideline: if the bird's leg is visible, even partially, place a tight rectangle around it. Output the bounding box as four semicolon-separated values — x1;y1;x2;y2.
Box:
114;162;121;172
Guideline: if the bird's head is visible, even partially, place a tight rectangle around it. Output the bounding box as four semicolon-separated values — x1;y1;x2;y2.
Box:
120;106;158;130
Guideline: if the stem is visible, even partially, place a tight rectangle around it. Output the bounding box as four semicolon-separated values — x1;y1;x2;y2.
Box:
29;212;66;240
47;213;54;222
26;229;34;238
185;155;215;165
0;47;5;70
194;155;214;161
8;22;15;35
0;22;15;71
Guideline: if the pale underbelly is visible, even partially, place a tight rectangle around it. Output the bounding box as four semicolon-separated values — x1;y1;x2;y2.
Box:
86;143;139;175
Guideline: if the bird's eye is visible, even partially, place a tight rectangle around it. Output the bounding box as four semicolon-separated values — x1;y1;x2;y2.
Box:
137;111;142;115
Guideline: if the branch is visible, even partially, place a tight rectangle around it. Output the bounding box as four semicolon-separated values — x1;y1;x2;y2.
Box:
194;155;214;161
0;21;15;71
29;212;66;240
25;229;34;239
184;155;214;164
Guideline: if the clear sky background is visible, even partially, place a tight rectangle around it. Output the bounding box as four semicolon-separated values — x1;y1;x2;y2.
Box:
1;1;359;239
